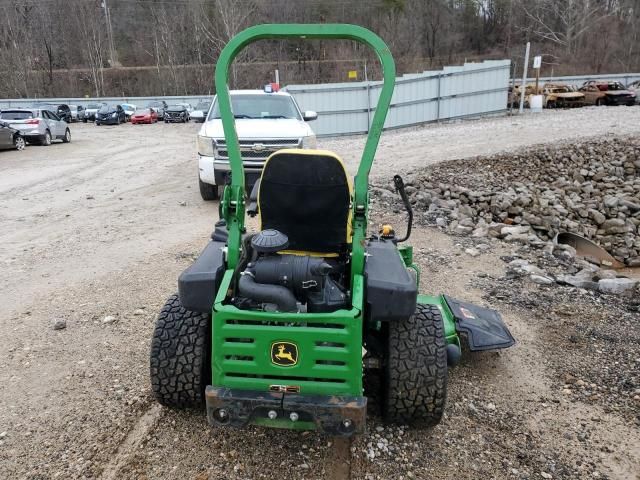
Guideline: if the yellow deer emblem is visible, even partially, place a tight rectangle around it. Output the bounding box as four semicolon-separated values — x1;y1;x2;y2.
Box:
271;342;298;366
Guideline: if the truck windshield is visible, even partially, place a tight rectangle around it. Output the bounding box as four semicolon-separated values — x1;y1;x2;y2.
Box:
209;95;301;120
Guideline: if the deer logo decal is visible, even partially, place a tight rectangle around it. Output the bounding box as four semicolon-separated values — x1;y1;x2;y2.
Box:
271;342;298;366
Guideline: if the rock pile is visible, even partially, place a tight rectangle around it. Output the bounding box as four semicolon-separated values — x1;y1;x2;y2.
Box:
374;137;640;266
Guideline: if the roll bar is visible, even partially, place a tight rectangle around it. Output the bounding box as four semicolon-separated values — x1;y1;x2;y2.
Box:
215;24;396;272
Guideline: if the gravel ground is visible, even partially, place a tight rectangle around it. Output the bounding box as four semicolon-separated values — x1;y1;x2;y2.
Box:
0;108;639;480
326;105;640;180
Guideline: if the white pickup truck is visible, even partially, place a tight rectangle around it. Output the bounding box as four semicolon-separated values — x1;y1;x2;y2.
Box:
196;89;317;200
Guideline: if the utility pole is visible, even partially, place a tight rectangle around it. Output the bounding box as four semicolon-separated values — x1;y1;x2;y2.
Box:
102;0;117;66
518;42;530;114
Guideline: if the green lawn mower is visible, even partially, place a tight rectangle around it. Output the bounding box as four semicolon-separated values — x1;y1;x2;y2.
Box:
150;24;514;436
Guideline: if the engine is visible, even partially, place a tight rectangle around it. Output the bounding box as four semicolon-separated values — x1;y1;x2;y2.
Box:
233;229;349;313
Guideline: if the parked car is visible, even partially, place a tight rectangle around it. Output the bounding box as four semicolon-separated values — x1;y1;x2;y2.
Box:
0;120;26;151
177;102;193;113
37;103;72;123
164;105;190;123
84;103;105;122
196;89;317;200
0;108;71;145
146;100;168;119
68;105;85;122
131;108;158;124
121;103;137;121
541;83;585;108
579;81;636;106
190;101;211;123
627;80;640;104
95;104;126;125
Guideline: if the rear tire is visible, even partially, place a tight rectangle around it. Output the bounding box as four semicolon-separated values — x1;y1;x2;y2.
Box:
199;178;219;201
62;129;71;143
41;130;52;146
150;294;211;409
383;304;448;427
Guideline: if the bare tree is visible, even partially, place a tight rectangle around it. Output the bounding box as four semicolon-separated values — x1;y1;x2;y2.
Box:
522;0;612;56
74;1;107;97
1;0;640;98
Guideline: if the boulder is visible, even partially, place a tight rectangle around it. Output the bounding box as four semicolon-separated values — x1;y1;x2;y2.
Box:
598;278;638;296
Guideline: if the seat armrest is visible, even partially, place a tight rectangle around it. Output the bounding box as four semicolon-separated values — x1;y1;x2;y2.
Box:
247;179;260;217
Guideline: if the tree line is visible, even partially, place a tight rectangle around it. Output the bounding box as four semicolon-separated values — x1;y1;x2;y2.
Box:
0;0;638;98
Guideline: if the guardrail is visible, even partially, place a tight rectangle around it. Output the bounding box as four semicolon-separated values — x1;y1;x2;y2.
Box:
0;95;213;110
524;73;640;87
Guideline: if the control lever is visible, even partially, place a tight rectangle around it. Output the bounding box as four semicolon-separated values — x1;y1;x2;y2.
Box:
393;174;413;243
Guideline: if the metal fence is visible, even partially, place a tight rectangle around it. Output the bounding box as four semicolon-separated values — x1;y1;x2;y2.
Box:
0;61;511;137
284;60;511;136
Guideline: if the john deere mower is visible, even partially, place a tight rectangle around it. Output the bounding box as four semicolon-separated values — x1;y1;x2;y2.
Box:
150;24;514;436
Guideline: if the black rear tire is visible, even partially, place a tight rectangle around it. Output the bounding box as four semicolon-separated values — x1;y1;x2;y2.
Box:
41;130;52;146
150;294;211;409
383;304;448;427
199;178;219;201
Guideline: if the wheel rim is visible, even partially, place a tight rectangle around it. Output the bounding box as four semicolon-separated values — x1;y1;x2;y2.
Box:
65;130;71;142
15;137;25;150
45;132;51;145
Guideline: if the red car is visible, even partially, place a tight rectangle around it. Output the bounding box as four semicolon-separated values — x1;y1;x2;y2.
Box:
131;108;158;124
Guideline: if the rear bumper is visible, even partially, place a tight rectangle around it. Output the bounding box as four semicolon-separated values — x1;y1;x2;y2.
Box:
23;133;45;143
205;386;367;436
606;97;635;106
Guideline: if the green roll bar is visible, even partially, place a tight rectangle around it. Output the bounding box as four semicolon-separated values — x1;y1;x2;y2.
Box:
215;24;396;278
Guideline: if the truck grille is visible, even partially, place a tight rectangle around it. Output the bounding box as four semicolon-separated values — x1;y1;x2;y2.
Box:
215;138;301;162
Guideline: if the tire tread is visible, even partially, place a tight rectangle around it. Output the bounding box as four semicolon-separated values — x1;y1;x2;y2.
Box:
384;304;448;427
150;294;210;409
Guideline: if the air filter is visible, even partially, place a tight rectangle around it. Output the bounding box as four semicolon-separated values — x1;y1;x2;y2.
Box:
251;229;289;254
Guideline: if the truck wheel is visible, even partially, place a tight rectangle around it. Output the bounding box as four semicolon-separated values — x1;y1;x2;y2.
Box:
199;178;219;201
383;304;447;427
150;294;211;409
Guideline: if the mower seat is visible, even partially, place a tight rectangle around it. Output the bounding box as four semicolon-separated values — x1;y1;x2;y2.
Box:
257;149;352;254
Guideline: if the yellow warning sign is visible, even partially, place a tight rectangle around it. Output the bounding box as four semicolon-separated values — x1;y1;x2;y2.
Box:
348;70;357;80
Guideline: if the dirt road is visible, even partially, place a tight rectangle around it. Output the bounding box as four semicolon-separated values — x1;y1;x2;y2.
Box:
1;109;639;479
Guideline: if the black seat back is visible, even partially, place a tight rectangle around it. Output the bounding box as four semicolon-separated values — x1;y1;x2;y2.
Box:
258;150;351;253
